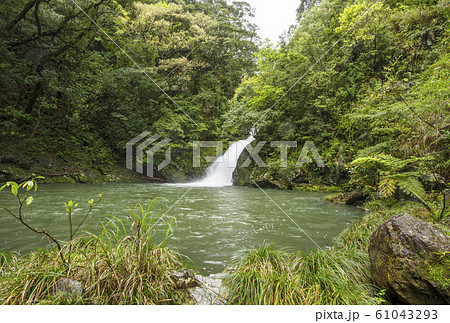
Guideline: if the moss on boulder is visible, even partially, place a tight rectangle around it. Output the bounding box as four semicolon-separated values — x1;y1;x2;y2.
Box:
369;213;450;304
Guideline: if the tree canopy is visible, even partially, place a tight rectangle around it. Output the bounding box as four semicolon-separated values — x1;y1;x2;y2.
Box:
0;0;258;175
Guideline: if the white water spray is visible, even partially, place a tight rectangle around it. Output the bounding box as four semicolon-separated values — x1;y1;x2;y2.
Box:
197;135;255;187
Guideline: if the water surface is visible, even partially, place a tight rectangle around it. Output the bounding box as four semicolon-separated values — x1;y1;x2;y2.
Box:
0;183;363;274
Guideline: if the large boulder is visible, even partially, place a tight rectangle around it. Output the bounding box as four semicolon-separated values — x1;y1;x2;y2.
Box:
369;213;450;304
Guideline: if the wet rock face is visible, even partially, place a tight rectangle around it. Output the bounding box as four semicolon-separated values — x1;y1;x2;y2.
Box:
369;213;450;304
50;278;83;298
232;149;292;189
188;274;228;305
171;270;228;305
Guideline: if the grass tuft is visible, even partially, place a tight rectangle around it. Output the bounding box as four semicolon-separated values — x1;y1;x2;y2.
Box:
225;245;305;305
225;244;379;305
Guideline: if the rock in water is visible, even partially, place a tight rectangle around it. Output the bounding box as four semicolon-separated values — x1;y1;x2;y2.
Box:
171;270;199;289
369;213;450;304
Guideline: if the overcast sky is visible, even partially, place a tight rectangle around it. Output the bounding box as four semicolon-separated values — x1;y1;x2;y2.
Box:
241;0;300;44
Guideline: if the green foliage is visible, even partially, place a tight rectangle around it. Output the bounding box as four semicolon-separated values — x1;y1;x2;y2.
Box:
374;289;389;305
1;0;448;189
220;0;449;195
346;154;437;213
386;174;426;201
378;178;398;198
225;245;302;305
0;250;15;275
293;184;341;192
417;251;450;292
97;200;175;249
65;194;102;241
228;203;425;306
336;200;430;251
293;248;378;305
0;250;65;305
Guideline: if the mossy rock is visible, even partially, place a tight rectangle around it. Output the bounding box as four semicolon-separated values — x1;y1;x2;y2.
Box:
369;213;450;304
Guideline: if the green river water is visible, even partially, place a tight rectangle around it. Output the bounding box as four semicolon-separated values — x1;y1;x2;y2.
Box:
0;183;363;274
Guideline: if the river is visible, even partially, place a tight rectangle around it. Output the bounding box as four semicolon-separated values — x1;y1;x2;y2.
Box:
0;183;363;274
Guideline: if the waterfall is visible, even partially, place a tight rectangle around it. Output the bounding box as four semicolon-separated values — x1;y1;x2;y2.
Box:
197;135;255;187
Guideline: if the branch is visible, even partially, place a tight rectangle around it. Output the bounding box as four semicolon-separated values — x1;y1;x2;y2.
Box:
0;206;19;220
34;0;42;36
440;191;446;220
72;198;102;237
30;169;75;177
17;208;66;264
5;0;37;31
8;1;96;48
15;193;66;265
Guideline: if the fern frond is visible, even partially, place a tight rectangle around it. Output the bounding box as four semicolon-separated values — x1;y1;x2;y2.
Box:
386;174;434;214
379;178;397;198
387;174;426;201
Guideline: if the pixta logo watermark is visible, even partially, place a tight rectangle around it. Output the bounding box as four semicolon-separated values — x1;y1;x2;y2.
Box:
126;132;324;177
126;132;172;177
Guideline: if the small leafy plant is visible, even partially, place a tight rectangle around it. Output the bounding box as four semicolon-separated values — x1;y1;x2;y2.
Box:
374;289;388;305
0;177;101;266
64;195;102;241
0;177;66;263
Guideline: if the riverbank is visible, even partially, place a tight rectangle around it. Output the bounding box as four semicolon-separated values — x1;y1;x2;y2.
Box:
0;150;155;185
0;161;156;184
224;200;431;305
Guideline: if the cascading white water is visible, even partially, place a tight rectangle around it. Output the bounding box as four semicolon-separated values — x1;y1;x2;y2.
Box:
197;135;255;187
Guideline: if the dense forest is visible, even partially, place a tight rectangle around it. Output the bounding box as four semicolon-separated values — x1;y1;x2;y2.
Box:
230;0;449;192
0;0;449;306
0;0;448;189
